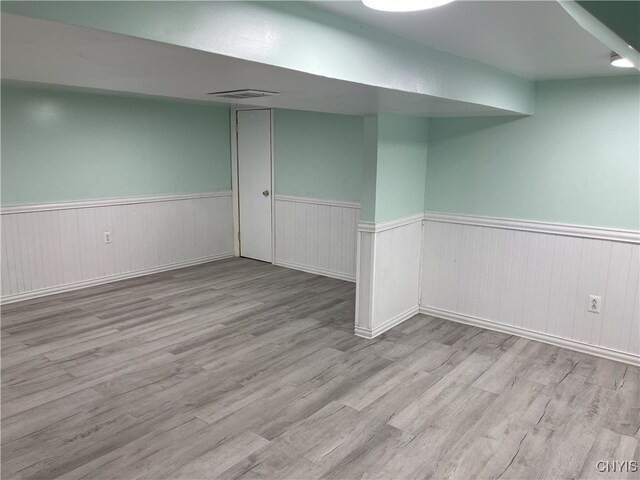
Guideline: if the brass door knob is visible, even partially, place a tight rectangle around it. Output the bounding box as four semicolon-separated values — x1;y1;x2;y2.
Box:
262;190;270;197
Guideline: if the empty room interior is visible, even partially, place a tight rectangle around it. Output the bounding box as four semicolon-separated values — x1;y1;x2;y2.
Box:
1;1;639;479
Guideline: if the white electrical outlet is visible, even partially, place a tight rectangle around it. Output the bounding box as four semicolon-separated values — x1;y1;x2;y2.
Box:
103;231;112;244
587;295;601;313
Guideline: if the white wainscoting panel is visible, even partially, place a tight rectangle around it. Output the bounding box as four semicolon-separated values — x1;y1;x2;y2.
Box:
1;192;234;303
274;195;359;282
355;229;375;333
421;213;640;364
355;213;423;338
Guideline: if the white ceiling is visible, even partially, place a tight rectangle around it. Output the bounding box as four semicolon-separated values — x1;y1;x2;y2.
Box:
0;13;513;117
312;0;637;80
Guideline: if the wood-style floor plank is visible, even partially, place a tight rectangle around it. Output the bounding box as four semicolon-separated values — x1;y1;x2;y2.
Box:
2;257;638;479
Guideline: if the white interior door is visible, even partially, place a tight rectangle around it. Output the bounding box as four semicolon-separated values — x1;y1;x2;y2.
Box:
237;109;273;262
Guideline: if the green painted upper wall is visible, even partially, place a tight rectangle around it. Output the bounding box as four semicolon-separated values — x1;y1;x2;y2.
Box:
274;109;363;202
426;76;640;230
1;85;231;205
375;114;428;222
360;113;429;222
360;116;380;222
1;1;535;115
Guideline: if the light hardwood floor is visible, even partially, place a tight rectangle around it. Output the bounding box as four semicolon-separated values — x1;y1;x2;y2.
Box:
2;258;639;480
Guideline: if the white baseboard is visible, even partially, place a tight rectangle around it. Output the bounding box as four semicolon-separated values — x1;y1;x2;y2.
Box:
274;259;356;283
1;253;234;305
419;305;640;366
355;304;420;339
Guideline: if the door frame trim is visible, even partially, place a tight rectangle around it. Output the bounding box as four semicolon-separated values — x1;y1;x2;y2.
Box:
230;107;276;263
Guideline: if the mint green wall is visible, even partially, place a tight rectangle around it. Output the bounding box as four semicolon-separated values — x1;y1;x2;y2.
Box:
426;76;640;230
274;109;363;202
360;113;429;222
360;115;380;222
1;86;231;205
376;114;429;222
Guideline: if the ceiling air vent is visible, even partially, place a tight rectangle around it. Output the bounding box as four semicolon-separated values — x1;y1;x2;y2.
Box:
207;89;279;99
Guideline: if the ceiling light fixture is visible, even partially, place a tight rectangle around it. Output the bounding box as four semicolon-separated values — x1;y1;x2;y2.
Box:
610;51;634;68
362;0;455;12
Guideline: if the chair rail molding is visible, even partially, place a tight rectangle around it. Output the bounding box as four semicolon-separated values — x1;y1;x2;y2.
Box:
1;191;232;215
424;211;640;244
